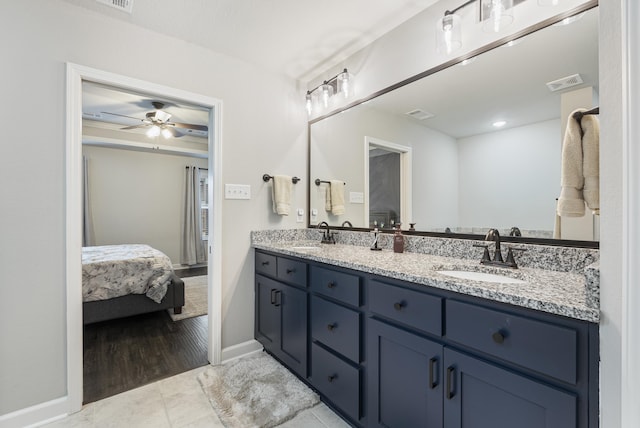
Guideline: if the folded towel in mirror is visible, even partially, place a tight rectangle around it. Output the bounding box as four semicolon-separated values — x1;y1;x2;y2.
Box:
329;180;345;215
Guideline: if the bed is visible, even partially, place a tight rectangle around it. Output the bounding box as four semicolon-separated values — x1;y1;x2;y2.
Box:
82;244;185;324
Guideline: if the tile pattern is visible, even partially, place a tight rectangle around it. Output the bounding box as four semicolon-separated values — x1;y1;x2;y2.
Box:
252;229;600;323
43;366;348;428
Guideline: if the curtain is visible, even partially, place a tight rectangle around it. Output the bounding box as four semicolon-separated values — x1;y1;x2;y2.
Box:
82;156;95;246
181;166;207;265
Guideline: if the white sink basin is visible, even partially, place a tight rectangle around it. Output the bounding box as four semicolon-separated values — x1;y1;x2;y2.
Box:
437;270;525;284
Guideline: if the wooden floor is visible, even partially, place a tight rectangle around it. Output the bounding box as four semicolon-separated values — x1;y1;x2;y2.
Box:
83;268;209;404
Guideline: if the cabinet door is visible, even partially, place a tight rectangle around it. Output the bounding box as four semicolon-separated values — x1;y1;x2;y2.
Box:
443;348;577;428
280;282;307;377
368;319;443;427
255;274;281;350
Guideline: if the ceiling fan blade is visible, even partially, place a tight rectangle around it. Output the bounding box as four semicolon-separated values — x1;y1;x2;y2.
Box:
165;127;185;138
101;111;145;121
170;122;208;132
120;124;148;130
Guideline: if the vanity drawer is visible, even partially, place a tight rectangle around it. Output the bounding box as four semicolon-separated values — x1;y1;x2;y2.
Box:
311;342;360;422
255;252;277;277
369;280;443;336
446;299;577;384
310;265;360;307
276;257;307;287
311;296;360;362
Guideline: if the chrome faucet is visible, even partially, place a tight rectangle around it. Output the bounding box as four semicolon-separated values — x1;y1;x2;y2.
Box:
317;221;336;244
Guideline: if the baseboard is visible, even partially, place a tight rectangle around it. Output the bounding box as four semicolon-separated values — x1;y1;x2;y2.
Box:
221;339;263;363
0;396;71;428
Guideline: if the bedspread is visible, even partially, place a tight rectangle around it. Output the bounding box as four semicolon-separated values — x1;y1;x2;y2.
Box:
82;244;174;303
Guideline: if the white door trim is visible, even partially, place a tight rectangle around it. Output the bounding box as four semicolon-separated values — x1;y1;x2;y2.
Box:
65;63;223;413
364;136;412;228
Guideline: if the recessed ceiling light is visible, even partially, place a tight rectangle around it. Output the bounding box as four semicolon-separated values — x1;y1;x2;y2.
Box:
493;120;507;128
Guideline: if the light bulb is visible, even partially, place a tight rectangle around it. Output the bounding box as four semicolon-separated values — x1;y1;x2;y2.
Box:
146;125;161;138
161;128;173;139
337;69;352;98
320;82;334;108
482;0;514;33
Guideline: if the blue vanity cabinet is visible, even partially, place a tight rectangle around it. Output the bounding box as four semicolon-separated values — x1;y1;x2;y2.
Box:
309;264;364;425
254;252;308;378
368;318;444;427
443;348;577;428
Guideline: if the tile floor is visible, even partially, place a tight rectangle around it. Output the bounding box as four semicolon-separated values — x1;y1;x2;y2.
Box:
43;365;350;428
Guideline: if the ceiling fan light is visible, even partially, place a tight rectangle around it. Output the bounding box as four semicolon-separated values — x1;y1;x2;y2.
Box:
161;127;173;139
146;125;161;138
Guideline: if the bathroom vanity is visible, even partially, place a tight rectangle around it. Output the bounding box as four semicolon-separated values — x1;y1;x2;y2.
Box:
253;238;599;428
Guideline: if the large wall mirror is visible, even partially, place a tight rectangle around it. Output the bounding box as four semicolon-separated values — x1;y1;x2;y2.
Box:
309;5;599;247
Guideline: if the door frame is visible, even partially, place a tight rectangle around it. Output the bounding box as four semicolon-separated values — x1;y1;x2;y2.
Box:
65;63;223;412
364;136;412;228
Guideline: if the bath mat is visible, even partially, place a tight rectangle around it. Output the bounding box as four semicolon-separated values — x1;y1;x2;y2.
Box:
197;352;319;427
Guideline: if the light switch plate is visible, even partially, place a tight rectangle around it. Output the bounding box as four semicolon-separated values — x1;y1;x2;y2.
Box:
225;184;251;199
350;192;364;204
310;208;318;222
296;208;304;223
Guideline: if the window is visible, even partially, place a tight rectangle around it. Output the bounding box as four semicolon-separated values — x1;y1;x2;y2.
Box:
199;168;209;240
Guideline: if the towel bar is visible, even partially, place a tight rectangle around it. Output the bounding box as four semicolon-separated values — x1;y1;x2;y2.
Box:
263;174;300;184
315;179;346;186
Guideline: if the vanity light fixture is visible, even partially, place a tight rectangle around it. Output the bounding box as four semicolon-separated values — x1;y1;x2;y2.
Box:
435;0;475;55
305;68;354;116
481;0;514;33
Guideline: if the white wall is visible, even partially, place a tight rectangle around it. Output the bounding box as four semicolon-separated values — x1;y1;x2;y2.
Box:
457;119;560;232
0;0;306;417
310;106;458;228
82;145;208;264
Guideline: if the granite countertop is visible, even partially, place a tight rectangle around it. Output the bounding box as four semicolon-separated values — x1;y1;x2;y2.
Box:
253;241;600;323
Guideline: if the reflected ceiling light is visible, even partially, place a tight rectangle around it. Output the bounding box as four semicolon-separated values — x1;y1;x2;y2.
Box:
459;57;477;66
504;38;523;47
436;0;474;55
493;120;507;128
553;12;585;26
481;0;514;33
305;68;355;116
161;127;173;139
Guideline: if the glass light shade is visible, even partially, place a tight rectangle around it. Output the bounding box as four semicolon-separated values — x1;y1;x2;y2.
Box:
482;0;514;33
320;82;334;108
538;0;559;5
436;14;462;55
305;92;313;115
161;127;173;139
337;69;354;98
146;125;161;137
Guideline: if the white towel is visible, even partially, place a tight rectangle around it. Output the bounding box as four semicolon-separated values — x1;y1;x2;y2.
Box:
271;175;292;216
557;109;600;217
329;180;345;215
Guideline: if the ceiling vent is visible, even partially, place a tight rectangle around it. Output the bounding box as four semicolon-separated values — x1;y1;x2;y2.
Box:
405;109;435;121
96;0;133;13
546;74;584;92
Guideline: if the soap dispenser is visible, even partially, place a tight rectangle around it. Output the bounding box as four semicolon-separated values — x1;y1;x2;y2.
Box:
393;223;404;253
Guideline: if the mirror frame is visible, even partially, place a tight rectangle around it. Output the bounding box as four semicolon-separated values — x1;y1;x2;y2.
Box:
307;0;599;249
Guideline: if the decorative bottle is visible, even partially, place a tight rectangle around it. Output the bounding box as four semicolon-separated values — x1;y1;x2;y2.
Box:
393;224;404;253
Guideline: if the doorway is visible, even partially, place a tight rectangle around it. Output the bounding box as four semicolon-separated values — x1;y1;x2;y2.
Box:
66;63;223;413
364;137;412;229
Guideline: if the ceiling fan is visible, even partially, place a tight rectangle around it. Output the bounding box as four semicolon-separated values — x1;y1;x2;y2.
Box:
101;101;208;139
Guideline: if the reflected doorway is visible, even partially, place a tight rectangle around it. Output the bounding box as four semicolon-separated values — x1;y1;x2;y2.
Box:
364;137;412;229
